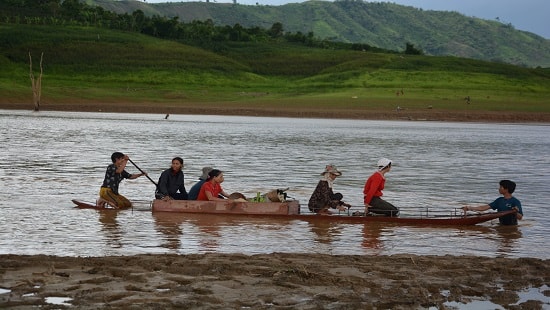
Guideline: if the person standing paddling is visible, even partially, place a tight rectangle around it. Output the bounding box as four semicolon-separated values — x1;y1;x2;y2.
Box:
99;152;147;209
363;158;399;216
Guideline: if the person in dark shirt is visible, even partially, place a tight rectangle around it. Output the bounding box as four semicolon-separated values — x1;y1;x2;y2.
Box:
155;157;188;200
99;152;147;208
308;164;350;214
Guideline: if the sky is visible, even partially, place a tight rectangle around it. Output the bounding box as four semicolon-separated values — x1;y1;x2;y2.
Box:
143;0;550;39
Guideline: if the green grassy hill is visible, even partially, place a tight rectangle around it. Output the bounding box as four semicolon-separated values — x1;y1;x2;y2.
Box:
89;0;550;68
1;24;549;116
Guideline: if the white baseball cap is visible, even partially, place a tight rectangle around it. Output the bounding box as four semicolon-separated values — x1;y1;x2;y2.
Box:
377;158;392;170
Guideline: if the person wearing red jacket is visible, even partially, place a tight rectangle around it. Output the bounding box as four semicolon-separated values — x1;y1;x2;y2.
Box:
363;158;399;217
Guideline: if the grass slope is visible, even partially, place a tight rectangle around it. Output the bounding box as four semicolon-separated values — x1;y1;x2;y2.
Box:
1;24;549;118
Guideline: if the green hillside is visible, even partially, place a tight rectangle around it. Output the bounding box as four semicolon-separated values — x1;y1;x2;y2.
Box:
1;23;549;117
88;0;550;68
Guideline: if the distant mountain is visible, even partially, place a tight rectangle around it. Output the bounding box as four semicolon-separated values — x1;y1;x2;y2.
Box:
87;0;550;68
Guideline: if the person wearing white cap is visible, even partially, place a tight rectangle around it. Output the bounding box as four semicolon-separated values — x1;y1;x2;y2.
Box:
362;158;399;216
308;164;351;214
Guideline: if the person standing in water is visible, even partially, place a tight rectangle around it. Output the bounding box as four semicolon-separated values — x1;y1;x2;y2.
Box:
462;180;523;225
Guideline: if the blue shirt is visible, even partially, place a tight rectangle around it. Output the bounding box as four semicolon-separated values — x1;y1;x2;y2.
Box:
489;197;522;225
188;179;206;200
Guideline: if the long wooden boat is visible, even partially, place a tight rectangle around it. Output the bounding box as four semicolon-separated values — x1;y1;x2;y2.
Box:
151;199;517;226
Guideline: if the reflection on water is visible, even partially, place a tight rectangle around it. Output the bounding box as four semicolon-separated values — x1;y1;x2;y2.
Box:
98;211;123;249
0;110;549;258
494;225;523;256
361;224;384;250
153;212;186;250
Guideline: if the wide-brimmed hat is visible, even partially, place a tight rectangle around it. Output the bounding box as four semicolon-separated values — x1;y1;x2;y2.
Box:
377;158;392;171
200;166;213;180
321;164;342;176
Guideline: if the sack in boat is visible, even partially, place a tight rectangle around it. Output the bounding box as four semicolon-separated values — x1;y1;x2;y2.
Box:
228;192;247;200
266;188;288;202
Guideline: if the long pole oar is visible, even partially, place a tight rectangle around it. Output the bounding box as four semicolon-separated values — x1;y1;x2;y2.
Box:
128;158;158;188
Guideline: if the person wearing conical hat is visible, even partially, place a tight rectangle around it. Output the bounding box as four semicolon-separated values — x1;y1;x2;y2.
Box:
363;158;399;217
308;164;350;215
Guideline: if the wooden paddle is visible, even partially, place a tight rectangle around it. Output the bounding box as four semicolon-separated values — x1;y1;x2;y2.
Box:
128;158;158;188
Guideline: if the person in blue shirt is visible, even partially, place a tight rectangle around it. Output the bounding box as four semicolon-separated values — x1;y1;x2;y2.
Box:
463;180;523;225
188;166;213;200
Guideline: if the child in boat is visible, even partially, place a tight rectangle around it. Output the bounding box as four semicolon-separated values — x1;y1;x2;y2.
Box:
308;164;350;214
98;152;147;208
155;157;189;200
462;180;523;225
363;158;399;217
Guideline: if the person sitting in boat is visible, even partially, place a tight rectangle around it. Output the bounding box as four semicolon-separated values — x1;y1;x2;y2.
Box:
98;152;147;209
197;169;233;201
188;166;213;200
155;157;188;201
462;180;523;225
308;164;350;215
363;158;399;217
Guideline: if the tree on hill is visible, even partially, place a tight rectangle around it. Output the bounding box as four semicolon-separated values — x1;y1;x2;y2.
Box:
404;43;423;55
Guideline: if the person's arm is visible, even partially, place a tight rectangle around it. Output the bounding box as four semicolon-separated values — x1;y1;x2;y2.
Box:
220;190;231;199
204;183;226;201
318;181;343;210
462;204;491;212
129;172;147;180
156;170;169;197
515;208;523;220
205;190;226;201
512;199;523;220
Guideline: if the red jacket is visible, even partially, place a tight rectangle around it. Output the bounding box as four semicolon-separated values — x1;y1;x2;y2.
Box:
363;171;385;205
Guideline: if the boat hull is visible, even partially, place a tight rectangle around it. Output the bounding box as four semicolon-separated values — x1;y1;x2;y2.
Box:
289;210;516;226
72;199;129;210
152;199;516;226
152;199;301;215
